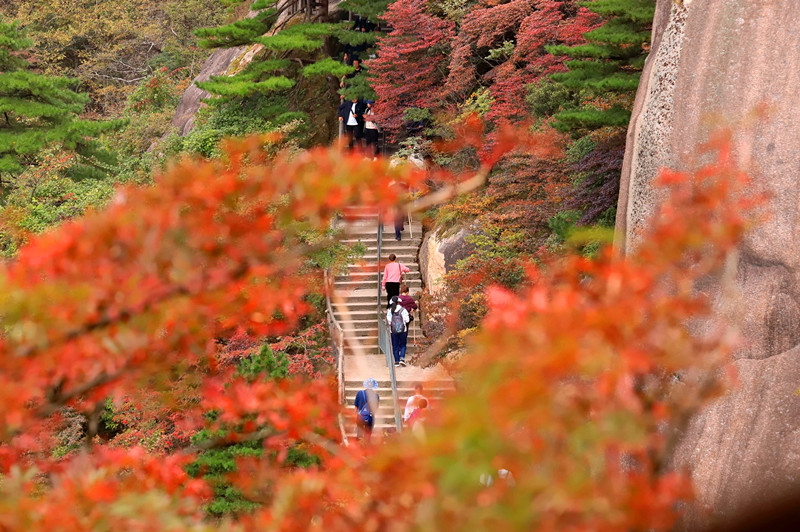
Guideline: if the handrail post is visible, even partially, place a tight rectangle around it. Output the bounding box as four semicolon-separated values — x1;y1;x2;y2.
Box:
377;217;383;319
379;316;403;432
377;214;402;432
324;267;349;445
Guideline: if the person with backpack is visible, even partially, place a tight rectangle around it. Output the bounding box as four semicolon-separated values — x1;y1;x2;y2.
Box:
354;378;380;441
386;296;410;367
382;254;409;306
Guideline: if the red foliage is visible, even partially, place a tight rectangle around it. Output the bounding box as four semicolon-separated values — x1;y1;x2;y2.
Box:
230;129;762;531
0;125;765;530
445;0;601;125
369;0;601;133
368;0;455;134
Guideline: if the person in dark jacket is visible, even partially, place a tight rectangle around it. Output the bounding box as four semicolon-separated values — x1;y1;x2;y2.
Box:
394;208;406;240
337;94;349;120
346;58;363;79
344;98;367;149
354;378;380;441
337;94;350;138
341;58;363;87
398;284;418;316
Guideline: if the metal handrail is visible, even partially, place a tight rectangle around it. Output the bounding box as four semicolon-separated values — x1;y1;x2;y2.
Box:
323;268;348;445
377;218;383;311
378;311;403;432
377;217;403;432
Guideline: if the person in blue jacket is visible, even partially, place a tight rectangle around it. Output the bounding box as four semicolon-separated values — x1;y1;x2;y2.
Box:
354;378;380;441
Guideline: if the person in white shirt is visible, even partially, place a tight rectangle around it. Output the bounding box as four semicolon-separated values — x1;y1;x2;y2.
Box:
404;383;427;422
386;295;410;366
364;101;379;157
344;98;365;149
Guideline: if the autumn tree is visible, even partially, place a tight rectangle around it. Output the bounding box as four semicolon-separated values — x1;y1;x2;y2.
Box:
0;21;120;189
7;0;226;113
442;0;601;126
368;0;455;135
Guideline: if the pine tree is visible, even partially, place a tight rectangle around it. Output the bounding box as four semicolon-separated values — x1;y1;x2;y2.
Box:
546;0;655;132
194;1;341;135
193;0;384;139
0;21;119;187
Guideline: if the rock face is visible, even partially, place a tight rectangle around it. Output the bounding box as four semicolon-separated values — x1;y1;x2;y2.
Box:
167;9;262;137
616;0;800;522
419;228;474;293
168;45;251;136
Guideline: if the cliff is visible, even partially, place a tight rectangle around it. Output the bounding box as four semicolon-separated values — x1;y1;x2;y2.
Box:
167;10;260;137
616;0;800;523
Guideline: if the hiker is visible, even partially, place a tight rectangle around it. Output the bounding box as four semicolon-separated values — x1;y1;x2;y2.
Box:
354;378;380;441
394;208;405;241
363;101;379;157
480;468;515;487
341;58;363;87
398;284;417;318
346;58;363;79
408;397;428;438
337;94;349;136
403;383;427;422
387;295;410;367
344;98;366;149
382;253;409;305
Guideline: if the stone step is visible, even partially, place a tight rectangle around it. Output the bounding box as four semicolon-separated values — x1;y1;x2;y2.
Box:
335;279;422;289
363;245;422;254
345;227;423;238
337;271;421;282
344;389;454;401
344;380;454;388
335;314;423;326
341;252;419;262
340;327;378;336
341;212;380;221
337;269;419;280
333;289;422;300
343;217;421;227
342;335;422;345
342;346;420;356
340;318;421;329
335;309;420;319
331;298;381;308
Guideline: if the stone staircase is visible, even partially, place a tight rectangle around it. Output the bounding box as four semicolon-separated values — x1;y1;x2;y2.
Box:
332;207;453;437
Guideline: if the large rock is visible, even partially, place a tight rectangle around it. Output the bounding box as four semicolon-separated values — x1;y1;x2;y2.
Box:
616;0;800;522
167;10;261;137
419;228;474;293
168;45;252;136
678;348;800;524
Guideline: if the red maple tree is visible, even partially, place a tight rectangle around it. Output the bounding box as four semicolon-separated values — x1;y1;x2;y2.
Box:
444;0;601;125
369;0;601;134
368;0;456;134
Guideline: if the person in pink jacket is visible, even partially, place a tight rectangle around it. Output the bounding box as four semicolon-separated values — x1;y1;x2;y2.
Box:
382;253;409;305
